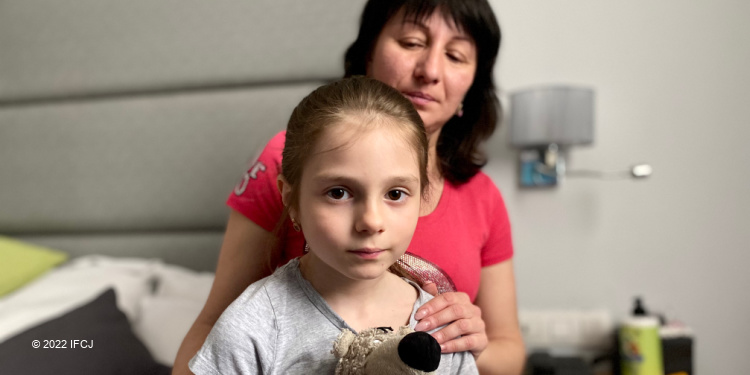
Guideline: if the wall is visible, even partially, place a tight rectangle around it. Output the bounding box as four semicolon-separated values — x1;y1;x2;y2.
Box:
485;0;750;373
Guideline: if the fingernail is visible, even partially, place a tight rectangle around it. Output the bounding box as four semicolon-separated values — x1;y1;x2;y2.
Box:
440;344;446;352
414;321;430;331
415;309;426;319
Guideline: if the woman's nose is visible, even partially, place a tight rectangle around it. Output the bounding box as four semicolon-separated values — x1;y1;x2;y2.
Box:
414;48;441;84
355;200;385;234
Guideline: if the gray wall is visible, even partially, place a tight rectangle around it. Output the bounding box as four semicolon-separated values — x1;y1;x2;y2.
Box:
486;0;750;373
0;0;364;271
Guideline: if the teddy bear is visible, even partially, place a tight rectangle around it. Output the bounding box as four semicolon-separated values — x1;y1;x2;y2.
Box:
332;326;442;375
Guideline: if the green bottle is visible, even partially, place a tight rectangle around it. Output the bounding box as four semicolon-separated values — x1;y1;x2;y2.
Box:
619;297;664;375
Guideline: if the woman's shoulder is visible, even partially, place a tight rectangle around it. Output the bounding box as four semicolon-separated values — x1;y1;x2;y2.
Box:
458;170;499;190
447;170;504;205
256;130;287;163
268;130;287;149
226;130;287;227
251;130;287;164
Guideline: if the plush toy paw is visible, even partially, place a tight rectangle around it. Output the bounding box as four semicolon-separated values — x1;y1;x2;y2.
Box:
332;326;441;375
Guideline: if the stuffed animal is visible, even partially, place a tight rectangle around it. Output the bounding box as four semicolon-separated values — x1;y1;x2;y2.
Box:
332;326;441;375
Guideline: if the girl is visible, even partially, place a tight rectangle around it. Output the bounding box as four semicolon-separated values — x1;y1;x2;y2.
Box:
188;77;478;374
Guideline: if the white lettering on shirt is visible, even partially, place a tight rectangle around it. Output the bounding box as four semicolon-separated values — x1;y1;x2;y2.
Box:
234;161;267;196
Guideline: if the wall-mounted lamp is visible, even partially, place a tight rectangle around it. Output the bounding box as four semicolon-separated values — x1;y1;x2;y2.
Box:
509;85;595;187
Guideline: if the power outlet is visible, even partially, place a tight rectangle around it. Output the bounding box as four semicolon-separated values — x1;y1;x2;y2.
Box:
519;309;613;350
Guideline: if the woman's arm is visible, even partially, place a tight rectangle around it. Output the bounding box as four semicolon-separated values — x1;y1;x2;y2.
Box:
473;260;525;374
415;260;525;375
172;210;277;375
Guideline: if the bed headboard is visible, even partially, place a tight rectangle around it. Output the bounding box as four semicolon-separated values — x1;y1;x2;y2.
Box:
0;0;367;271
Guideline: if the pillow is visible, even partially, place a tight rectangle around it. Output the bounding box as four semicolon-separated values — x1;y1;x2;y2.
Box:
0;255;157;342
0;288;171;375
133;295;207;366
153;263;214;301
132;263;213;365
0;236;68;297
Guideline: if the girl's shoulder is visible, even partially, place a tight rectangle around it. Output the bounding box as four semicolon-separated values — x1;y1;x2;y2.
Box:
400;278;434;326
227;259;298;308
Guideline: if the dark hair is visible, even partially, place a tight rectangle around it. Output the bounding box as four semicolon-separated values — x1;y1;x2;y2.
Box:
344;0;502;184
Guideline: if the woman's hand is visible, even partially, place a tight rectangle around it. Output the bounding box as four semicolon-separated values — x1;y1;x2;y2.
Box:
414;284;488;358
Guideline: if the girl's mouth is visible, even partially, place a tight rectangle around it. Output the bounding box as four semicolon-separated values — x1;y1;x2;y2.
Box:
349;248;385;259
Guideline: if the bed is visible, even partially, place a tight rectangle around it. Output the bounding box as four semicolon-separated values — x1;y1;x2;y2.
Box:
0;0;366;373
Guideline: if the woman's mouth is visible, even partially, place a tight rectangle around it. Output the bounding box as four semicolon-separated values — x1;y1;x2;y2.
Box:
403;92;435;107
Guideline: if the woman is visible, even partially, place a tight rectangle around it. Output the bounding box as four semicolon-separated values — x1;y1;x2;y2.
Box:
174;1;525;374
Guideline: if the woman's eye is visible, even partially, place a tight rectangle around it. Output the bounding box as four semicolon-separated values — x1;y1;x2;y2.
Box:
386;190;405;201
447;52;465;63
400;39;424;49
327;188;350;200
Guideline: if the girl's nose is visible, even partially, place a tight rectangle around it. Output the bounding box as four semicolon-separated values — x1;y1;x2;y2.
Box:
355;200;385;234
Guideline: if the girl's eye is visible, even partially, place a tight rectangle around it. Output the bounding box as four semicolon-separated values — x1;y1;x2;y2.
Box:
327;188;350;200
386;190;405;201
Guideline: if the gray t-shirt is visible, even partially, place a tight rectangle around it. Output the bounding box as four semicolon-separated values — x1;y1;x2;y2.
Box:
189;258;478;375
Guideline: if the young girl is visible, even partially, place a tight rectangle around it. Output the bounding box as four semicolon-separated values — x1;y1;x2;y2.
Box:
188;77;478;374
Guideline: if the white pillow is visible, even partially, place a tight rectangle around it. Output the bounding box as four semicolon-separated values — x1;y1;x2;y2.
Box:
0;255;159;343
132;295;207;366
153;263;214;302
133;263;214;366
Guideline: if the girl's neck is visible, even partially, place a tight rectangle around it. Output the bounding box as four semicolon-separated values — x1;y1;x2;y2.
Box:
299;254;417;332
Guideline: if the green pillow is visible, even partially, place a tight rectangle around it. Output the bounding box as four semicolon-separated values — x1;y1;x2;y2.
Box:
0;236;68;297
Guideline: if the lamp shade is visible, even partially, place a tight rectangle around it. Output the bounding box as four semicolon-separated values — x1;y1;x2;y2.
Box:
509;85;595;147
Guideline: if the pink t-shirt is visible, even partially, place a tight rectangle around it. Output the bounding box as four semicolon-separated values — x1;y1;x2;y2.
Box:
227;131;513;301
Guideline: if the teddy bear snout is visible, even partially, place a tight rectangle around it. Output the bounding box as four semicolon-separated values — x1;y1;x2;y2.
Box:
397;332;441;372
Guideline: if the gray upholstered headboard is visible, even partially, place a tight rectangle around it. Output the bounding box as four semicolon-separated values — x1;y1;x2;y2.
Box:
0;0;367;271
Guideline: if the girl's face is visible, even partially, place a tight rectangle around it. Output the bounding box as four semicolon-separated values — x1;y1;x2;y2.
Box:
294;118;422;282
367;9;477;136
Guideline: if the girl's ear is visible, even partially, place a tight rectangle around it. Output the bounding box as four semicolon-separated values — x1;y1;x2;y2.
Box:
277;175;295;213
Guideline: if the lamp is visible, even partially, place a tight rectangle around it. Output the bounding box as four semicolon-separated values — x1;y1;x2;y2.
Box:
509;85;595;187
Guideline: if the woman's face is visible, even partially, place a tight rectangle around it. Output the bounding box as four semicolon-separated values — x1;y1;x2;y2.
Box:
367;9;477;136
